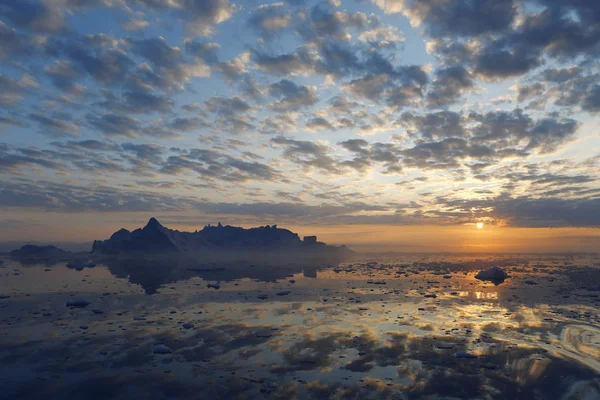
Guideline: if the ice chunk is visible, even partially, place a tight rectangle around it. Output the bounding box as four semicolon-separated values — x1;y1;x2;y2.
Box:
455;351;477;359
153;344;172;354
66;298;91;308
475;267;508;284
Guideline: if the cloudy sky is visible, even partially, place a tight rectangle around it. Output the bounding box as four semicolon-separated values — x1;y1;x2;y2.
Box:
1;0;599;251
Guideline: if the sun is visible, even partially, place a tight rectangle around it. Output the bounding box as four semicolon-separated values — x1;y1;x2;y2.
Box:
476;222;484;229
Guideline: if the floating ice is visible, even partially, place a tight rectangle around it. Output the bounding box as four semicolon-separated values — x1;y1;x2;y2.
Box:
455;351;478;359
475;267;508;284
153;344;172;354
66;298;91;308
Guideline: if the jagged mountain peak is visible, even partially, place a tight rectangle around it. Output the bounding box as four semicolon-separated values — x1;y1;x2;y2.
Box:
144;217;164;230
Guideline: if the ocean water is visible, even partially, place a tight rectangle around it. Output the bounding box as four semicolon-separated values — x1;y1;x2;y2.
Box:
2;253;600;399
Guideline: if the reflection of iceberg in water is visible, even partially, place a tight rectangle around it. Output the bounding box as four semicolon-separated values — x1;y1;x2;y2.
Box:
303;267;318;278
101;255;331;294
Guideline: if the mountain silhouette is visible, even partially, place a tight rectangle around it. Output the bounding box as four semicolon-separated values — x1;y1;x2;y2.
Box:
92;218;349;255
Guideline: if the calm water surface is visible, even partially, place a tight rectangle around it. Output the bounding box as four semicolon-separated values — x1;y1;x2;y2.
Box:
2;254;600;399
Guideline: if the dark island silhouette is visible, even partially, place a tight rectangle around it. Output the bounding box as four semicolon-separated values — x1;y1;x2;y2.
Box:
7;218;351;293
91;217;350;257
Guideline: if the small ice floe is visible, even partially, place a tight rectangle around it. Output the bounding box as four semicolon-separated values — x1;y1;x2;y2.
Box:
276;291;291;296
182;322;194;329
66;298;91;308
207;283;220;289
66;259;96;271
455;351;478;359
480;362;498;370
153;344;172;354
475;267;508;284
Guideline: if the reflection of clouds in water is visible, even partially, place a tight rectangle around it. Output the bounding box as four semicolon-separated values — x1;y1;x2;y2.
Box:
3;254;600;398
560;325;600;373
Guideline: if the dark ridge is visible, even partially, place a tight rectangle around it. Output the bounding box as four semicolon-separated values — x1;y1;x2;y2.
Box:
91;217;351;256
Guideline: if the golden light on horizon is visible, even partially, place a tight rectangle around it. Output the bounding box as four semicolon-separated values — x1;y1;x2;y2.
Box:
477;222;484;229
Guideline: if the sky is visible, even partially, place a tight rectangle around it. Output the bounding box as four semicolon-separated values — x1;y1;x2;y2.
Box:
0;0;599;252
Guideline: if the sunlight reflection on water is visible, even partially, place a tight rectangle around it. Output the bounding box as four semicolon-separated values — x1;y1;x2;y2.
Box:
1;253;600;399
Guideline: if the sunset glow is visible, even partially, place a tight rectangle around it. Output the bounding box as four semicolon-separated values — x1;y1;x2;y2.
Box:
0;0;598;252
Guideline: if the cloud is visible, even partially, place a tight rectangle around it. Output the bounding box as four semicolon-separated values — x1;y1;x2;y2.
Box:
342;67;428;108
121;142;165;165
268;80;318;111
45;60;85;97
215;52;250;81
470;109;579;154
0;149;68;174
0;0;598;234
185;41;220;65
128;37;211;91
0;74;27;106
416;1;600;79
271;136;340;173
339;139;400;173
56;39;135;84
205;96;252;116
86;113;140;137
0;0;65;33
160;148;279;182
393;0;516;38
400;110;466;140
436;195;600;228
305;117;335;132
426;66;474;108
401;138;494;169
120;90;174;114
176;0;237;37
252;48;317;76
473;39;542;79
51;139;118;152
358;24;405;49
300;4;368;42
0;21;36;60
29;112;79;137
169;117;209;132
121;18;149;31
515;82;545;103
247;3;291;37
582;85;600;113
131;0;237;37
